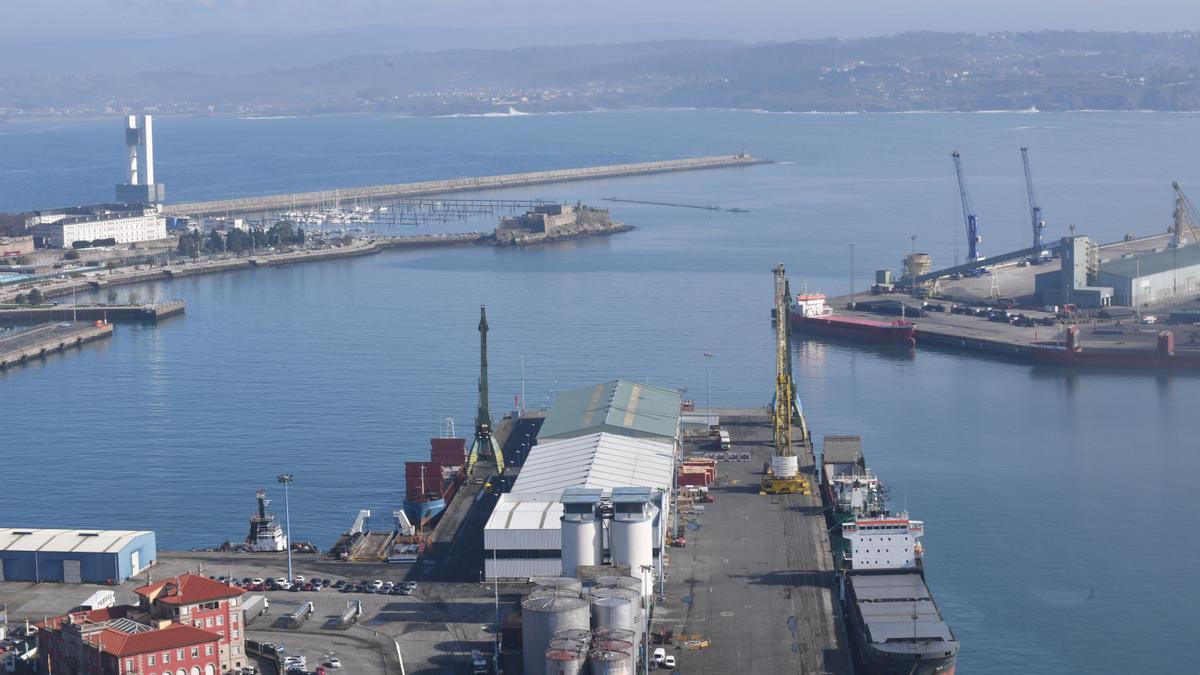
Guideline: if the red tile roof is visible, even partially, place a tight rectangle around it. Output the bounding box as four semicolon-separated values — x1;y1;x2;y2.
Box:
134;572;243;606
38;605;134;630
87;623;219;657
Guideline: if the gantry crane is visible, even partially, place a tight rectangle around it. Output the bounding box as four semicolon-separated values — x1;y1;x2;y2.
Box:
951;151;984;274
1171;182;1200;247
466;305;505;476
761;264;810;496
1020;147;1049;262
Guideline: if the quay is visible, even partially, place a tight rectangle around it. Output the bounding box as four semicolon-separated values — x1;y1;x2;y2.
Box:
0;300;185;326
657;407;852;675
0;321;113;369
163;154;769;217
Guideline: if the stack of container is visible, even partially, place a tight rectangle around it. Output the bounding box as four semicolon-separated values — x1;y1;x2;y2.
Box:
678;458;715;487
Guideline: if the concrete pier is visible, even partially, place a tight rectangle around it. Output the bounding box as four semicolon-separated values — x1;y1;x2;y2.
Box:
0;300;185;326
163;154;769;217
0;321;113;369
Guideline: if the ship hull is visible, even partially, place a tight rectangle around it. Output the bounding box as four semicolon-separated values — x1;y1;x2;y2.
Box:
1032;345;1200;369
791;313;916;347
404;497;446;526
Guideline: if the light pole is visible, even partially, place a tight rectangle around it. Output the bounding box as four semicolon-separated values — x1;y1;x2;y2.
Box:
277;474;295;582
640;564;653;675
520;355;526;416
703;352;714;427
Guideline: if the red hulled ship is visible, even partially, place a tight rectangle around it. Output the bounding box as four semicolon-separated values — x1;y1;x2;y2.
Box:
790;293;916;347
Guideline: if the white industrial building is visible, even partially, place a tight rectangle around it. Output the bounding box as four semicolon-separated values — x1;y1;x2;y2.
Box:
484;434;677;582
31;204;166;248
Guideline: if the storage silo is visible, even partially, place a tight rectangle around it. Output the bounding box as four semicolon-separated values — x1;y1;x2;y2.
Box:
545;648;587;675
522;594;591;675
532;576;585;597
588;648;634;675
591;596;636;633
593;639;635;673
609;511;656;593
560;489;604;578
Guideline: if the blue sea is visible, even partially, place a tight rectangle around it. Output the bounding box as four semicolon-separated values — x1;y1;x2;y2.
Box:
2;110;1198;672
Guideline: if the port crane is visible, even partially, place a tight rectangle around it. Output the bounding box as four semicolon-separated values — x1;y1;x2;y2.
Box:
761;264;810;496
1020;147;1049;262
1171;182;1200;247
466;305;505;476
951;151;984;274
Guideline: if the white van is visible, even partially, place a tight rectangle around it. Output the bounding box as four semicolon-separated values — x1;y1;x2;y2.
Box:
718;430;731;451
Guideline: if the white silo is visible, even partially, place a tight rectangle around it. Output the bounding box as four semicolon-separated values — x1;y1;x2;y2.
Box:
560;488;604;578
522;594;591;675
610;490;658;595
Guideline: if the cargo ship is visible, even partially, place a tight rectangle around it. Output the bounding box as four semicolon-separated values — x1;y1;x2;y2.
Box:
823;439;958;675
790;293;916;347
403;436;468;530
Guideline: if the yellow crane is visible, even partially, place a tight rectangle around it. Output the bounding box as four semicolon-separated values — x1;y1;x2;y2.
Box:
762;264;811;495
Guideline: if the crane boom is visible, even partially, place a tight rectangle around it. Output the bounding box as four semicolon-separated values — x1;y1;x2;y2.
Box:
951;151;983;264
1171;182;1200;247
1020;147;1047;256
762;264;810;496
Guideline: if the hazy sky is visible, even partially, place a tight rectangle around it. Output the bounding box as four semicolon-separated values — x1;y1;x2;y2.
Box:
3;0;1200;43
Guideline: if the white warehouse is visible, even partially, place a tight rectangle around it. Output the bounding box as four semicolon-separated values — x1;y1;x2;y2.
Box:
482;432;676;583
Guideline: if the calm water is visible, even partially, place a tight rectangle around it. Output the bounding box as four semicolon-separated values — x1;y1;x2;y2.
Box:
2;111;1198;672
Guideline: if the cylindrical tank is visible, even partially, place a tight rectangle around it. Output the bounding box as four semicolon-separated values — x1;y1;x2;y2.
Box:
553;628;593;642
903;252;932;278
529;587;582;601
522;595;590;675
610;516;654;592
592;627;636;644
771;455;799;479
591;596;636;633
588;648;634;675
545;648;587;675
560;514;602;578
550;636;589;652
532;576;584;596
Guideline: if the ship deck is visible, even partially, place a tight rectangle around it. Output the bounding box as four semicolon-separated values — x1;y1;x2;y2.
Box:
654;407;853;675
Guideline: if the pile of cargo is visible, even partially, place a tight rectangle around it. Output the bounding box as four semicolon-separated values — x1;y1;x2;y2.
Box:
677;458;715;487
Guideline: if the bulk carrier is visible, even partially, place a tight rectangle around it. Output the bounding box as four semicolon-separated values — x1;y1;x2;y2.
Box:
790;293;916;347
821;436;958;675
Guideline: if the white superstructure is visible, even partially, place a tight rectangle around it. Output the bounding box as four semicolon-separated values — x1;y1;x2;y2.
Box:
842;513;924;570
793;293;834;318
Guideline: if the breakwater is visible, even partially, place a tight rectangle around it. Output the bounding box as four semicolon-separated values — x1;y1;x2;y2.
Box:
163;154;768;217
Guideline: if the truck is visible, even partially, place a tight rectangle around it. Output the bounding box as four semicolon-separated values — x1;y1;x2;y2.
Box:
241;595;269;625
78;590;115;611
718;430;731;451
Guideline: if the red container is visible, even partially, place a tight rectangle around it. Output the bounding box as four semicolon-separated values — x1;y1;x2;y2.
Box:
405;461;445;498
431;437;467;466
678;470;709;487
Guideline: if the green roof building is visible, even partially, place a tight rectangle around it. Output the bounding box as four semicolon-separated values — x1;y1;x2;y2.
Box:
537;379;682;442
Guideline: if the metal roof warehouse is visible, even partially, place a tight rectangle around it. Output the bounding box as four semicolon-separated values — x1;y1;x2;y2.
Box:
0;528;156;583
537;379;682;442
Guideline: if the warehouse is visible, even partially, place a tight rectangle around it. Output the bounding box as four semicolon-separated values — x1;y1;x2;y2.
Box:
1096;245;1200;307
483;433;676;580
537;379;682;443
0;529;156;583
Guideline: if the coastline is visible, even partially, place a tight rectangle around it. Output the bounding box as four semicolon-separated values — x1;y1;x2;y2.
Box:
0;223;633;303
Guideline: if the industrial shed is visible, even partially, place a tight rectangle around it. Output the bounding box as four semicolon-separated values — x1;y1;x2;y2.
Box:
0;528;156;583
483;433;676;580
1097;245;1200;307
537;379;682;442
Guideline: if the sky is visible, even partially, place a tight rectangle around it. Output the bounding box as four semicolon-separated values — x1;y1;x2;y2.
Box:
3;0;1199;44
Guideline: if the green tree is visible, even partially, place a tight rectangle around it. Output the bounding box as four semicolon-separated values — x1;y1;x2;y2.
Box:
106;289;118;303
63;250;80;260
13;293;27;304
28;288;44;305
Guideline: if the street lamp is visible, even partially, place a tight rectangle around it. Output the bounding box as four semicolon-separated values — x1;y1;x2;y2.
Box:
910;234;918;294
277;473;295;582
640;564;653;675
703;352;714;427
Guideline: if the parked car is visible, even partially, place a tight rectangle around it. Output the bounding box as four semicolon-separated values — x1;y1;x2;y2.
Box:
663;655;676;668
653;648;666;664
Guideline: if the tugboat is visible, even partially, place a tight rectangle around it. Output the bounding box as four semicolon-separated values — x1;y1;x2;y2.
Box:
245;489;288;552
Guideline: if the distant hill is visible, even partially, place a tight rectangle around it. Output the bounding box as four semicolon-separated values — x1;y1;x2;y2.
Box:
7;31;1200;117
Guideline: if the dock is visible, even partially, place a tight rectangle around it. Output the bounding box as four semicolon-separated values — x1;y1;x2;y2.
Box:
657;407;852;675
0;300;185;326
0;321;113;369
163;154;770;217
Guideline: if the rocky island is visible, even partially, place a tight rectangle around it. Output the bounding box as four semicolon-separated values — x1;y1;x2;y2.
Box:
490;203;632;246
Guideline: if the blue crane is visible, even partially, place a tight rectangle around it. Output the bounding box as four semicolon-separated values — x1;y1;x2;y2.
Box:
951;151;984;272
1020;147;1048;261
